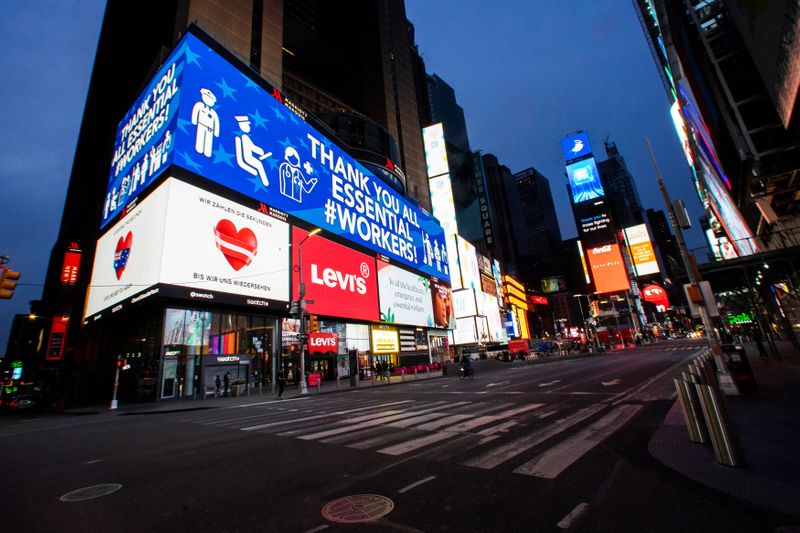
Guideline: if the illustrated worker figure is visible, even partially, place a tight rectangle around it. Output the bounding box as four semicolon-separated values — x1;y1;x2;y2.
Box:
279;146;317;202
234;115;271;186
191;88;219;157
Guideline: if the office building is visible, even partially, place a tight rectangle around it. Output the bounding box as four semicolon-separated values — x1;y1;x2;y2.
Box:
597;140;645;229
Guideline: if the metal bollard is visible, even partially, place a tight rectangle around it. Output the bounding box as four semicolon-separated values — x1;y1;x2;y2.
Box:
673;378;708;443
401;369;405;382
427;367;431;378
337;378;341;390
317;381;321;393
693;383;745;466
414;368;418;380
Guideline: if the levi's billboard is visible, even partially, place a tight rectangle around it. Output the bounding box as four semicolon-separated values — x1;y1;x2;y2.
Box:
104;30;448;282
291;227;378;321
308;332;338;354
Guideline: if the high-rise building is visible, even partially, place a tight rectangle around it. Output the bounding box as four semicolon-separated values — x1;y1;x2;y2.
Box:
597;140;645;229
479;153;522;274
513;167;563;288
634;0;800;254
423;74;483;244
37;1;449;405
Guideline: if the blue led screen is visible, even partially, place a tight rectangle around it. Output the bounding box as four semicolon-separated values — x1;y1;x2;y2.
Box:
103;32;449;281
560;131;592;162
567;157;604;203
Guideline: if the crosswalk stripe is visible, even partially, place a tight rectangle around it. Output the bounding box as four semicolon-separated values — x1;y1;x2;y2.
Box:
377;431;459;456
443;403;543;433
241;400;414;431
462;404;606;470
295;407;442;440
513;404;643;478
387;412;451;429
414;414;474;431
347;430;410;450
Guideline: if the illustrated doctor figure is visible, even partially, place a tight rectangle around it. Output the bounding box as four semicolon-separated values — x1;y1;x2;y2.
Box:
191;88;219;157
279;146;317;202
234;115;271;186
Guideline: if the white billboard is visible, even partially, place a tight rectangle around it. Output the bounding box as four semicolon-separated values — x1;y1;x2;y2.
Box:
85;178;290;318
453;316;478;344
429;175;459;237
453;288;478;318
457;236;480;291
85;183;170;318
623;224;660;276
422;123;450;178
477;290;507;342
377;259;434;327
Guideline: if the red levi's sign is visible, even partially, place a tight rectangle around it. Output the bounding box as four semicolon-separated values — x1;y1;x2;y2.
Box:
308;332;338;354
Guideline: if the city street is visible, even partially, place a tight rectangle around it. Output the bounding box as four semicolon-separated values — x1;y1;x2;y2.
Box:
2;338;795;532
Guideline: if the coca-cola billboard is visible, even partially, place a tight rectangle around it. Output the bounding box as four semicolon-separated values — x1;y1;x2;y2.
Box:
291;227;378;321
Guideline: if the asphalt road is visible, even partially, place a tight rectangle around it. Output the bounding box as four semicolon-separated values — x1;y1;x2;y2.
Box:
2;339;796;532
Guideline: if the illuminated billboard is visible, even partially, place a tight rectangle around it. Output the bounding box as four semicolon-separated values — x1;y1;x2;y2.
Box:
453;289;477;318
561;131;593;162
429;175;459;238
291;227;378;322
430;278;454;329
457;236;480;291
85;178;292;319
371;327;400;354
586;244;630;294
641;283;670;311
422;123;450;178
567;157;604;203
623;224;660;276
573;199;615;247
377;259;435;327
104;31;448;281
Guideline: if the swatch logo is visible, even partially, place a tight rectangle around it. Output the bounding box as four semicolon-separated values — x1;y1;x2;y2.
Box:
114;231;132;280
214;219;257;271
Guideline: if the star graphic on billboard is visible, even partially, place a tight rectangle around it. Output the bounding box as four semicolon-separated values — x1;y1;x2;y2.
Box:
212;144;234;167
278;137;293;150
215;77;237;100
250;109;269;129
246;174;268;194
240;72;260;91
178;151;204;173
296;136;309;150
183;44;202;67
177;117;192;134
272;106;288;123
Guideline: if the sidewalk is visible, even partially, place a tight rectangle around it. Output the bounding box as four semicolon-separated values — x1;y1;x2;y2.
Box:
649;339;800;518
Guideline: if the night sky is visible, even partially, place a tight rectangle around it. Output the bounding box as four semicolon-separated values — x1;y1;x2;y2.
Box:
0;1;706;351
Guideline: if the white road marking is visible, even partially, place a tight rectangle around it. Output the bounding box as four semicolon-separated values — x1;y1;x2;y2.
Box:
232;396;312;408
397;475;437;494
601;379;621;386
485;381;510;388
378;431;457;456
539;380;562;387
413;414;474;431
241;401;414;431
443;404;543;432
513;404;643;478
557;503;589;529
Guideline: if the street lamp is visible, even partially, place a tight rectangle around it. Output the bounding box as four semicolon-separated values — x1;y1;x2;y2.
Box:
296;228;321;395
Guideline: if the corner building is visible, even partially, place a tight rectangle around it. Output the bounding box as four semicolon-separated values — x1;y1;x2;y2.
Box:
40;3;448;405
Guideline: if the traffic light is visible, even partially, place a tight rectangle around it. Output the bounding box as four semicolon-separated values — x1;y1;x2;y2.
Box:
590;300;600;318
308;314;319;332
0;267;20;299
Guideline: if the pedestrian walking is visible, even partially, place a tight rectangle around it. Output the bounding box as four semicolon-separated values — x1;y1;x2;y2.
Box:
215;375;221;397
223;372;230;396
277;369;286;398
753;328;769;359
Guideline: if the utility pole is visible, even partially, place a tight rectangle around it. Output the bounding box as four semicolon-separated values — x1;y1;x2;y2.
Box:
645;139;734;389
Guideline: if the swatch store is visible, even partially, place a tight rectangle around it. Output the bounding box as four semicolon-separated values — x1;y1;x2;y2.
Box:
83;28;452;403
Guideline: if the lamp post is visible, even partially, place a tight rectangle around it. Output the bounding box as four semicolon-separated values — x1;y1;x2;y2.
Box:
296;228;321;395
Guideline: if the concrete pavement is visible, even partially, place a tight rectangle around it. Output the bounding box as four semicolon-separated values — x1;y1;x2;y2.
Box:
649;339;800;518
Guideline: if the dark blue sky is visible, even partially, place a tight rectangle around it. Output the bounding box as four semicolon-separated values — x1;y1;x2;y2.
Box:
0;1;706;351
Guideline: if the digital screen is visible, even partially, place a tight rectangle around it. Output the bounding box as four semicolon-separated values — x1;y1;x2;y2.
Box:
586;244;630;294
377;259;434;327
429;175;459;238
422;123;450;178
623;224;660;276
371;328;399;354
453;316;478;345
291;227;378;322
457;236;480;291
573;199;615;247
430;278;454;329
567;157;604;203
561;131;593;162
104;31;449;281
453;289;477;318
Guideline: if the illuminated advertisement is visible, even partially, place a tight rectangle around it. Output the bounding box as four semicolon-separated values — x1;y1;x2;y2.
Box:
641;283;670;311
586;243;630;294
480;274;497;296
308;332;339;354
104;31;449;281
85;181;170;318
377;259;435;327
371;327;399;354
540;276;565;294
477;290;507;342
567;157;604;203
705;229;738;260
159;179;290;302
430;278;454;329
457;236;480;291
163;309;212;346
561;131;593;162
530;295;548;305
453;289;478;318
577;240;591;284
446;234;462;291
453;317;478;344
623;224;660;276
291;227;378;322
86;178;292;319
422;123;449;178
492;260;504;302
60;251;81;285
429;175;459;238
573;199;615;247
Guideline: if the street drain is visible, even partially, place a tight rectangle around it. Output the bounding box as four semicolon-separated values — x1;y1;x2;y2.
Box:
321;494;394;523
60;483;122;502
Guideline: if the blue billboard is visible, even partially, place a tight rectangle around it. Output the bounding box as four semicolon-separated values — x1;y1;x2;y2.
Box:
560;131;592;162
104;31;449;281
567;157;604;203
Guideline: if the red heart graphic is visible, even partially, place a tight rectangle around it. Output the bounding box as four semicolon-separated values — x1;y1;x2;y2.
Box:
114;231;132;280
214;219;258;271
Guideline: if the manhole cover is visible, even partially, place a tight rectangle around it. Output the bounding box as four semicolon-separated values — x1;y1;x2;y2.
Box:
321;494;394;523
60;483;122;502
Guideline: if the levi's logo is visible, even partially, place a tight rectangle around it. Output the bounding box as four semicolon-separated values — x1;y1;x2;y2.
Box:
310;263;368;294
309;336;337;348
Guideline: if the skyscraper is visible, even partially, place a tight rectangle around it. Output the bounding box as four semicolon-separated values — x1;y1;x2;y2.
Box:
597;140;645;229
